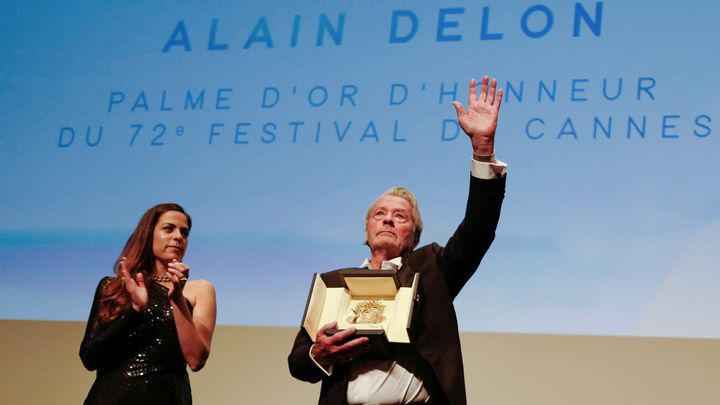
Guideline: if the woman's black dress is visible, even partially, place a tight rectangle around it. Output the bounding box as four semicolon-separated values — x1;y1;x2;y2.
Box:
80;277;192;404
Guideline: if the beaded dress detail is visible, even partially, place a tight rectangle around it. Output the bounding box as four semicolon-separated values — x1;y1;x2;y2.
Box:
80;277;192;404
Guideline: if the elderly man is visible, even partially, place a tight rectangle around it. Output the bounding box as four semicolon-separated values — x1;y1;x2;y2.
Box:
289;76;507;405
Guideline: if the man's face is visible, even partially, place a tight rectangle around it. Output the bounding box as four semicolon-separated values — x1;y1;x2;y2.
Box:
365;195;416;257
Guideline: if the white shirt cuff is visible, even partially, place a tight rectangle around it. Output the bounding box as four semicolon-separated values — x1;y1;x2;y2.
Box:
471;158;507;179
309;344;333;376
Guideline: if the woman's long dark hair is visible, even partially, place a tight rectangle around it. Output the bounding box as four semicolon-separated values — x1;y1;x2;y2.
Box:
96;203;191;327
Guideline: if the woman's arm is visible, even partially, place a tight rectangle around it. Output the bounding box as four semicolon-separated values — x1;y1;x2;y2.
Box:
79;277;142;370
170;274;217;372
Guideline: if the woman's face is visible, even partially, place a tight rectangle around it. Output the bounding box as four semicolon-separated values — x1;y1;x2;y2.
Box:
152;210;190;267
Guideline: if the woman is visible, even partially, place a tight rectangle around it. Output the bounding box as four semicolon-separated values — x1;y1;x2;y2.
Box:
80;203;216;404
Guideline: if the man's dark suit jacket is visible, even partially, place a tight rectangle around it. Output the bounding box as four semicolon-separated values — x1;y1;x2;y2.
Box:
288;175;506;405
